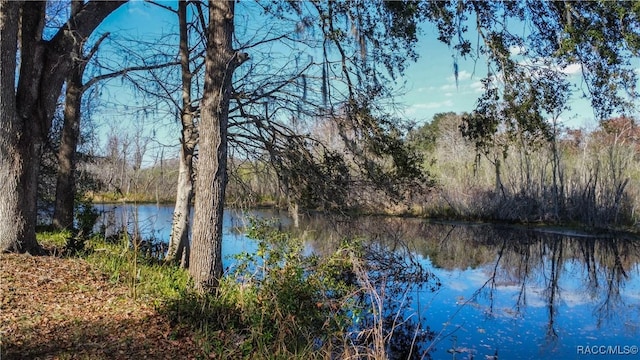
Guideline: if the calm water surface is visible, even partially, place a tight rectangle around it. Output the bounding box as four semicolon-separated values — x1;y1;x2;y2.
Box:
94;204;640;360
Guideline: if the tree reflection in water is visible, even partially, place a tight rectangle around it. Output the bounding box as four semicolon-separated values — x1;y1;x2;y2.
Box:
94;205;640;359
293;214;640;359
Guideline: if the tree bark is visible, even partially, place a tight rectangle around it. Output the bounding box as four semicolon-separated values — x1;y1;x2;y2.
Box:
167;145;194;267
53;65;83;230
0;0;23;252
494;157;505;198
1;0;126;253
189;0;246;292
166;0;197;267
53;0;102;230
8;1;47;254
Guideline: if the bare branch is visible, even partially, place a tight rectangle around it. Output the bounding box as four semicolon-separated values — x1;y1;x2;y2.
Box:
82;61;180;93
83;32;110;62
144;0;178;14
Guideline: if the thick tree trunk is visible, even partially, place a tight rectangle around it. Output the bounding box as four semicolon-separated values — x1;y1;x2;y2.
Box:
53;69;83;230
1;0;126;253
15;122;44;254
52;1;86;231
0;0;24;252
5;1;46;254
190;0;246;292
167;0;196;267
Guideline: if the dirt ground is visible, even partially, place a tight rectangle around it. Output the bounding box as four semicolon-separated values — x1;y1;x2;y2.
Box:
0;253;203;360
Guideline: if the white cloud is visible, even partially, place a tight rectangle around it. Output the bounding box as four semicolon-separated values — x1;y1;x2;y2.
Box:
563;292;594;307
560;63;582;75
421;100;454;109
440;83;457;91
405;100;455;115
509;45;526;56
518;58;583;77
127;2;152;18
447;70;473;82
448;281;469;292
415;86;439;93
523;292;546;308
470;80;485;93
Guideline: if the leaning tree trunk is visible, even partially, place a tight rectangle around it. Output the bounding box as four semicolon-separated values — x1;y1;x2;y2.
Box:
166;0;197;267
190;0;246;292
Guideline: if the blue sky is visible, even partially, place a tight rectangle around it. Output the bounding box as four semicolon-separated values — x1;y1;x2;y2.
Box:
398;22;640;130
90;1;640;164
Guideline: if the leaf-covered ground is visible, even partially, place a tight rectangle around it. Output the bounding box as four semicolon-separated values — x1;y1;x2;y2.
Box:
0;253;204;359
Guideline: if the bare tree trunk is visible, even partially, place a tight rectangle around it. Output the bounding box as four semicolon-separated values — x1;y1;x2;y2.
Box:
190;0;246;292
5;2;47;254
52;0;86;231
53;67;83;230
121;140;129;193
0;0;24;252
167;146;194;266
16;115;45;254
167;0;197;267
550;117;561;221
494;157;504;197
155;148;164;204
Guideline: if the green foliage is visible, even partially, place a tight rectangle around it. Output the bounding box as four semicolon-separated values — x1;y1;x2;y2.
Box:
224;219;357;355
37;220;442;358
428;0;640;160
36;229;73;250
408;117;442;155
275;138;352;211
364;118;424;181
64;235;86;256
62;197;102;254
408;112;464;155
85;235;190;302
162;218;436;358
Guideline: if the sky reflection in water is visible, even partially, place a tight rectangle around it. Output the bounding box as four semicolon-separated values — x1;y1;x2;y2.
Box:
94;204;640;360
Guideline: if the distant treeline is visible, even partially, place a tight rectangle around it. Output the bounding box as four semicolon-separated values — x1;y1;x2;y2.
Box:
407;113;639;229
45;112;638;231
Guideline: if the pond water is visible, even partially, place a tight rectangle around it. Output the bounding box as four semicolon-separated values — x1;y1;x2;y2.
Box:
94;204;640;360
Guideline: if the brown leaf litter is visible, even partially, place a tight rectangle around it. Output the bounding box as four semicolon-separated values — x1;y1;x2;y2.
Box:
0;253;205;359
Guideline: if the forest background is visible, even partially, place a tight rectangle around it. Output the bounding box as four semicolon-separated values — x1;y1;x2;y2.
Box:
28;1;639;233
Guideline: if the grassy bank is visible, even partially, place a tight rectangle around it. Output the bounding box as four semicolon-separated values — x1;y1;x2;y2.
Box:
2;224;430;359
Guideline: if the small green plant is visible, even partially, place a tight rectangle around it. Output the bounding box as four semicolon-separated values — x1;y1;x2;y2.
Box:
225;218;357;356
62;197;101;255
158;218;362;358
36;229;72;252
75;198;100;237
85;234;190;302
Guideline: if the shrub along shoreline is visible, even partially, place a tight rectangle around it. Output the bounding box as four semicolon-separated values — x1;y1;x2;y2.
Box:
4;220;435;359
